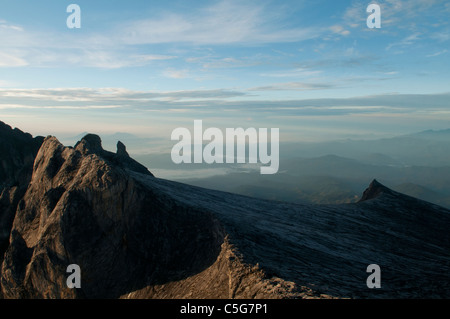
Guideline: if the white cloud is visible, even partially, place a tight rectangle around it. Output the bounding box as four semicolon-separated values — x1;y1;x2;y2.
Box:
119;1;321;45
0;20;24;32
0;87;247;105
0;51;28;67
186;55;262;70
249;82;334;91
260;68;322;78
330;25;350;36
138;55;177;61
426;49;448;57
431;30;450;42
386;33;421;50
0;103;122;110
0;2;322;69
162;68;190;79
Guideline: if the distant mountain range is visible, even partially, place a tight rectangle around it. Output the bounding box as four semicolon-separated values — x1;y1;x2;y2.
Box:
1;120;449;299
179;154;450;209
65;127;450;212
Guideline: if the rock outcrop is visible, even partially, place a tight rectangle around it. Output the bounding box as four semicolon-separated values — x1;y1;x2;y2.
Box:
1;135;297;298
0;123;449;299
0;122;44;283
359;179;393;201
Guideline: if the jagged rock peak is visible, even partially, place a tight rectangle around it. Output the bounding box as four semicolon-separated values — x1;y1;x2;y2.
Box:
74;134;104;155
71;134;153;177
117;141;129;157
359;179;393;202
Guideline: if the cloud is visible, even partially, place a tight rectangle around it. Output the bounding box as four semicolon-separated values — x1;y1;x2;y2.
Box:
386;33;421;51
118;1;321;45
2;88;448;120
260;68;323;78
0;104;122;110
0;20;24;32
0;51;28;67
1;1;449;71
426;49;448;57
162;68;190;79
431;30;450;42
138;55;177;61
297;53;378;70
0;87;248;110
330;25;350;36
0;1;323;69
200;57;258;69
249;82;334;91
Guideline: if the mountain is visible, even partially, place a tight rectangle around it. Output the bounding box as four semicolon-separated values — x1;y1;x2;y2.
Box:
61;132;165;155
0;122;449;299
280;130;450;167
182;172;360;205
408;129;450;141
179;155;450;208
393;182;450;208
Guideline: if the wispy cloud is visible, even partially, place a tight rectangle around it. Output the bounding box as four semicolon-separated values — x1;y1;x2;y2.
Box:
2;88;448;118
0;21;23;32
330;25;350;36
0;1;323;70
249;82;334;91
386;33;421;51
260;68;323;78
119;1;321;46
426;49;448;57
0;51;28;67
162;68;190;79
0;87;248;108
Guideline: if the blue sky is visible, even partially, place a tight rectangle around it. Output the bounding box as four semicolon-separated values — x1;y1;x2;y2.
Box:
0;0;449;144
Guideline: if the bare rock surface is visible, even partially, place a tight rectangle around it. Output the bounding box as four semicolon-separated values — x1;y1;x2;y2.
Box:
0;124;449;299
0;121;44;293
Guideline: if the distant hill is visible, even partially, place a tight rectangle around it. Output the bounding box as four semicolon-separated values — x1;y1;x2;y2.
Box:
408;128;450;141
280;129;450;167
180;154;450;209
393;182;450;208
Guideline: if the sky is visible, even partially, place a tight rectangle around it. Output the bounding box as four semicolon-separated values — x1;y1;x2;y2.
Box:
0;0;449;144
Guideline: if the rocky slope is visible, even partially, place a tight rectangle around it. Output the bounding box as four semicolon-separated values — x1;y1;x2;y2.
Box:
0;123;449;299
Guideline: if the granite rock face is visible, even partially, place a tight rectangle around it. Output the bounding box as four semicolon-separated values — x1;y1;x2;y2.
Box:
0;123;449;299
0;122;44;281
1;135;291;298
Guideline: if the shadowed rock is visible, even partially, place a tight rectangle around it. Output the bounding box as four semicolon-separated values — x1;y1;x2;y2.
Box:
359;179;394;201
116;141;129;157
0;121;44;286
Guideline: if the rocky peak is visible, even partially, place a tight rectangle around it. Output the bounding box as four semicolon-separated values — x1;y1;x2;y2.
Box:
358;179;394;202
74;134;103;156
73;134;152;177
0;121;44;188
116;141;129;157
